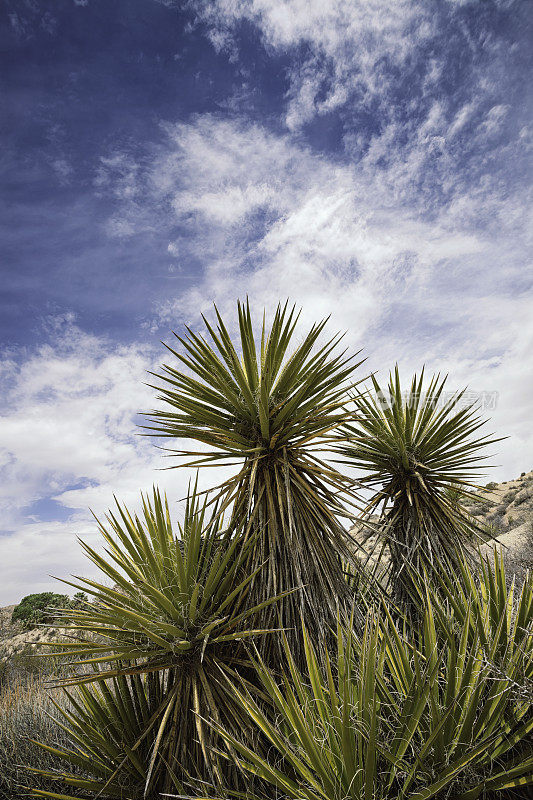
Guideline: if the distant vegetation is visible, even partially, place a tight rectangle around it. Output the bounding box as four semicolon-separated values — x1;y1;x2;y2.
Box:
11;592;87;629
0;666;74;799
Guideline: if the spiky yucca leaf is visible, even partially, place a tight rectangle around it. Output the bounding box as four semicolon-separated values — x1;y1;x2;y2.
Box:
201;606;533;800
416;547;533;685
145;301;366;661
27;671;173;800
340;368;499;604
35;486;281;796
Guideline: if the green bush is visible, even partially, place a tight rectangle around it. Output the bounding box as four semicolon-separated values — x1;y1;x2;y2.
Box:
11;592;87;630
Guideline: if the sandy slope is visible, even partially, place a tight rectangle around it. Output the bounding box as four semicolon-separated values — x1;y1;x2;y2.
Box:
473;471;533;581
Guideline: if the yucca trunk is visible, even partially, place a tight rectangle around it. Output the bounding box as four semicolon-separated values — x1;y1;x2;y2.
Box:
383;487;476;604
233;442;355;658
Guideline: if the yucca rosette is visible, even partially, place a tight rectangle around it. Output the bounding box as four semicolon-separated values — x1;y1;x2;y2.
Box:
340;368;499;604
145;300;366;661
38;486;281;796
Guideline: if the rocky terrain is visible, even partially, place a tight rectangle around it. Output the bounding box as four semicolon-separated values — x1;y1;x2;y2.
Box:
0;605;62;671
1;471;532;665
350;470;533;582
0;605;19;642
465;469;533;581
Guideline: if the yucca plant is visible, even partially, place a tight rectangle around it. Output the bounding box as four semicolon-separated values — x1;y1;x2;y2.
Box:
383;595;533;799
339;368;499;605
145;300;366;661
28;671;175;799
31;486;283;798
408;548;533;796
202;606;533;800
417;547;533;685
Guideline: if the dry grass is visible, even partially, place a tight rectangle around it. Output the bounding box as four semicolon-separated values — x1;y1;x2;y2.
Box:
0;665;74;799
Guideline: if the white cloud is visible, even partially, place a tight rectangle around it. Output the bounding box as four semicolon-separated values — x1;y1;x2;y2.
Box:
0;317;206;604
95;153;141;201
137;115;532;487
198;0;524;149
196;0;435;129
189;0;529;235
143;116;494;303
199;1;429;63
480;104;510;137
105;217;136;238
448;102;477;138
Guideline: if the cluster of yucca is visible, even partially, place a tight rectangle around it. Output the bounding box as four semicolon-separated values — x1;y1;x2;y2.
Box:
25;302;532;800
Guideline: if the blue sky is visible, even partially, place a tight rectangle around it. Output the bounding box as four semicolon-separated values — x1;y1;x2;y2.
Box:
1;0;532;603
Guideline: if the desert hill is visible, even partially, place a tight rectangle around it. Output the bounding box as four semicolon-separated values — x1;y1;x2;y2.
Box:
465;469;533;581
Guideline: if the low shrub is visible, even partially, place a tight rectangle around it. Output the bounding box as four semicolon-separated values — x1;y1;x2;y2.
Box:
483;520;502;539
502;490;518;504
0;650;64;687
514;488;532;505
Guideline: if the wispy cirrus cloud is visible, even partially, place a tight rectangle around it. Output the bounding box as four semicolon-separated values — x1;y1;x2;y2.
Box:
94;101;532;479
190;0;531;225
